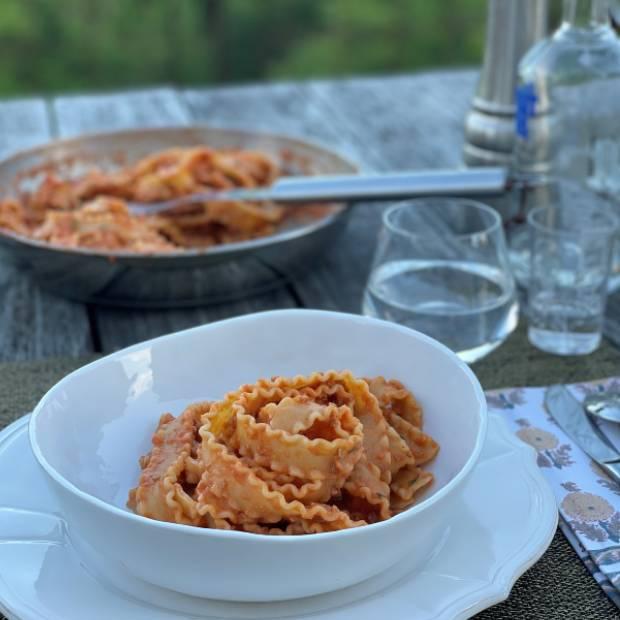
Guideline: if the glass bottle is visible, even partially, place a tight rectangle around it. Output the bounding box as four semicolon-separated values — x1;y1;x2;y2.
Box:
510;0;620;288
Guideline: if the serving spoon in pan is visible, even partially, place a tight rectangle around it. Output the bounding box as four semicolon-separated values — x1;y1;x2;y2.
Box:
126;167;509;216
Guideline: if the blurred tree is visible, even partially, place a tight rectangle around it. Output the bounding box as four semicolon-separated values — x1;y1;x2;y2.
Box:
0;0;490;97
218;0;323;82
268;0;486;79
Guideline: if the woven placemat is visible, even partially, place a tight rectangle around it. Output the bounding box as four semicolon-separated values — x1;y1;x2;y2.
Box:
1;325;619;619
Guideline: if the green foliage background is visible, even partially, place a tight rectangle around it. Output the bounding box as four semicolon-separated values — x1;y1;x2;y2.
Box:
0;0;488;96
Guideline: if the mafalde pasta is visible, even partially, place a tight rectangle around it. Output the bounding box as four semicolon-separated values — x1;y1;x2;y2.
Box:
0;146;285;252
128;371;439;534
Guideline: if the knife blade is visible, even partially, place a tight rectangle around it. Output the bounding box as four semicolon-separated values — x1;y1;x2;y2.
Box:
545;385;620;485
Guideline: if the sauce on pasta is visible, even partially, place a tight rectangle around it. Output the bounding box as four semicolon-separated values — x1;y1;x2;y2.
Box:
128;371;439;535
0;146;285;252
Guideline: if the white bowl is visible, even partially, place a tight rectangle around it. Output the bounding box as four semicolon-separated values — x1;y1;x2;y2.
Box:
29;309;487;602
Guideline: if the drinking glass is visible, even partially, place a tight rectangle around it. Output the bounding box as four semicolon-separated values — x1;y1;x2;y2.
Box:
527;204;619;355
362;198;519;363
507;179;620;292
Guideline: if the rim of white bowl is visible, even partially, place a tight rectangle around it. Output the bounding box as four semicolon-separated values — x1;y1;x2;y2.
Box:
29;309;488;542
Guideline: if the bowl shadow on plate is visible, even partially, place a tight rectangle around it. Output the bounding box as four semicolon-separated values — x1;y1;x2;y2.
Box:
63;524;450;618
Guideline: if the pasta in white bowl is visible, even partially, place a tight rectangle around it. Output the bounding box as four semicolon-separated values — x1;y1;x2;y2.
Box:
128;372;439;534
28;310;486;601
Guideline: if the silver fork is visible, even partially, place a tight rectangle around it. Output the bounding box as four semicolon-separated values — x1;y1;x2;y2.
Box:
126;167;508;216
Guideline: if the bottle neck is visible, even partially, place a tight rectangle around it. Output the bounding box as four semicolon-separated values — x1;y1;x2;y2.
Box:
562;0;609;28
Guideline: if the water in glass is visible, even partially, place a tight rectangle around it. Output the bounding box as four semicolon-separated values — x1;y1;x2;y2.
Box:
363;259;518;363
527;204;618;355
363;199;518;364
528;291;604;354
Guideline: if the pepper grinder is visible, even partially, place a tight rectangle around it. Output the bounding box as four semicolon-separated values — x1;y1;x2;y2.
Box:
463;0;548;167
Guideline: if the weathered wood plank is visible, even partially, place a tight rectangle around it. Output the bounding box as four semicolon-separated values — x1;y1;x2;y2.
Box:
0;275;92;360
185;70;477;172
52;88;297;353
0;99;92;361
0;99;51;157
310;71;477;170
53;87;191;136
95;291;296;352
183;81;367;169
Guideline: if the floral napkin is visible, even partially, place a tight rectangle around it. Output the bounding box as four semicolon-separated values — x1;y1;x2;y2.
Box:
487;377;620;608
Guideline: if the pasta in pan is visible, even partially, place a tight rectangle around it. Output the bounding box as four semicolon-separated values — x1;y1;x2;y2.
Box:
128;371;439;534
0;146;286;252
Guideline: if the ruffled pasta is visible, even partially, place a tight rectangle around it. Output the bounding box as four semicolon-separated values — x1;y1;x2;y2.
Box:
0;199;29;235
365;377;438;509
0;145;286;252
33;197;176;252
128;404;204;525
365;376;423;428
128;371;439;534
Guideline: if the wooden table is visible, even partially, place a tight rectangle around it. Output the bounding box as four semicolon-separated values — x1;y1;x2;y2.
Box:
0;68;619;360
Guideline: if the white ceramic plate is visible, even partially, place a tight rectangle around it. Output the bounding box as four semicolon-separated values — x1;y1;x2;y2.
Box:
0;412;557;620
